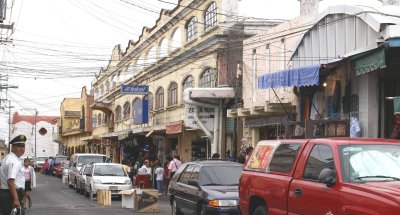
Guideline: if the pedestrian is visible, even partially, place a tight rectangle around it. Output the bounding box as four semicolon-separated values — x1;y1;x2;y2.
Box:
163;156;172;194
237;150;246;164
246;146;254;160
43;159;49;175
211;153;220;159
21;158;36;209
225;150;234;161
155;163;164;195
0;134;27;215
167;155;182;179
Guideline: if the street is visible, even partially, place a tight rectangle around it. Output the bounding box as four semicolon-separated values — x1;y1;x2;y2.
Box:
26;173;171;215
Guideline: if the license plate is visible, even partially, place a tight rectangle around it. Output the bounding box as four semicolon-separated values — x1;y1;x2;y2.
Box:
109;186;118;190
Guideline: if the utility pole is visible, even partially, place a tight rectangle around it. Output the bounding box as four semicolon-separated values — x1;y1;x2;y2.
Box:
4;99;14;152
34;109;37;157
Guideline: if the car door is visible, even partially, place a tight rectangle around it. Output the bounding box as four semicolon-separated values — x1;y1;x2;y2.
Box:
185;165;201;214
175;165;195;214
288;143;339;215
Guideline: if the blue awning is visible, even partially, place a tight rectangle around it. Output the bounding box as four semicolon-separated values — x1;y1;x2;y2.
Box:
258;64;320;89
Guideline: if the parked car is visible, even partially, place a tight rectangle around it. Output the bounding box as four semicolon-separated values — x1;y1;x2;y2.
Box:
68;153;107;189
168;160;243;215
53;160;69;178
51;155;68;172
84;163;132;198
61;162;69;178
239;138;400;215
76;164;90;195
35;156;48;172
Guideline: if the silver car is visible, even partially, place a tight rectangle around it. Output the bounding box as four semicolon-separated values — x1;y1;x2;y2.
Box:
75;165;90;195
84;163;132;200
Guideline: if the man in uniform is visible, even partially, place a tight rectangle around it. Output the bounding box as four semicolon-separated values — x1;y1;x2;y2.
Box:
0;135;26;215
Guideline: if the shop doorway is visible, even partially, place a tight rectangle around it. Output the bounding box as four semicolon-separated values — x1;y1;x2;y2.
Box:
191;139;209;160
383;79;400;138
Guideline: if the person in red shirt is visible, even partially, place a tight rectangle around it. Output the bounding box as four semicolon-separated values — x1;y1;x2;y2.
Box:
43;159;50;175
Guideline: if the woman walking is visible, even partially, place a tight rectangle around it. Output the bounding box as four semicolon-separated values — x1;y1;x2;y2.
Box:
22;158;36;209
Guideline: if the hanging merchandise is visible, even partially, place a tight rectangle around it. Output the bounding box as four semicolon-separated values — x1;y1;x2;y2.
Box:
391;113;400;139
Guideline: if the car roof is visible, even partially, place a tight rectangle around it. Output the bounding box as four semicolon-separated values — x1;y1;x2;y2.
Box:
72;153;106;156
257;138;400;147
186;160;243;167
92;163;122;166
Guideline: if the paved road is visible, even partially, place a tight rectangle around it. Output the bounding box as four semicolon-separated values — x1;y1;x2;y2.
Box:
26;173;171;215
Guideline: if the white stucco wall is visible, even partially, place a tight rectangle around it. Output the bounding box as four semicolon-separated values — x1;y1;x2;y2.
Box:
12;120;59;158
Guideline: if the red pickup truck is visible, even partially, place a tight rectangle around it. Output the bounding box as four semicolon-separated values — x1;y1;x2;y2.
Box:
239;138;400;215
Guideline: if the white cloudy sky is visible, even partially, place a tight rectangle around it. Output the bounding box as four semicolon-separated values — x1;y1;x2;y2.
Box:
0;0;383;141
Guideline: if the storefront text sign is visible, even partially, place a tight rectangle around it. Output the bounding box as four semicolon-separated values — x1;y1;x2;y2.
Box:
184;104;215;130
121;85;149;94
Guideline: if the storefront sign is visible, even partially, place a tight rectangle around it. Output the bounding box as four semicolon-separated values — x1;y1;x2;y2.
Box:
244;115;288;128
166;121;183;134
121;85;149;94
184;104;215;130
133;100;149;125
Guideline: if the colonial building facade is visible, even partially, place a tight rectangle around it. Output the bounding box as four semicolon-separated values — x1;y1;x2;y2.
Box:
89;0;279;163
56;87;93;156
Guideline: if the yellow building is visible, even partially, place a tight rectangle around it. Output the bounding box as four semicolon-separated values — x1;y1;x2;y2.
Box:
91;0;279;163
57;87;94;156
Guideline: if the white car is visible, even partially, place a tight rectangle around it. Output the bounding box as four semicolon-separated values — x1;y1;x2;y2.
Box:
84;163;132;200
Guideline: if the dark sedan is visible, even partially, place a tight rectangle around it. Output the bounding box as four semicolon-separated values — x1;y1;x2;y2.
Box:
168;160;243;215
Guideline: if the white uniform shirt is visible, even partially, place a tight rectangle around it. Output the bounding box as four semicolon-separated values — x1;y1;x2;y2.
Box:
0;152;25;189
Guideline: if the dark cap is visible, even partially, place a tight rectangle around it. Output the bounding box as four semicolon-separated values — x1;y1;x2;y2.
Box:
9;135;27;145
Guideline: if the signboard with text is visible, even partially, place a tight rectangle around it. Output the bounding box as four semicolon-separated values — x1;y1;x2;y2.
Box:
184;104;215;130
133;100;149;125
121;85;149;94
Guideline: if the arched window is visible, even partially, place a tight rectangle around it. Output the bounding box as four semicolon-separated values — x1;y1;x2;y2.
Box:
168;82;178;106
204;2;217;32
144;92;153;111
98;113;102;125
159;37;168;59
147;46;156;65
200;68;216;88
183;75;194;90
94;88;99;98
136;55;144;72
155;87;164;110
105;80;110;92
186;17;198;42
111;75;117;87
171;28;181;51
100;84;104;96
115;105;122;121
123;102;130;119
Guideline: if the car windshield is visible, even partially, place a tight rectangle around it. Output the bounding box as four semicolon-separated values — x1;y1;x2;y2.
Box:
54;157;67;163
37;157;47;161
77;156;106;166
339;144;400;183
93;165;126;176
200;165;242;186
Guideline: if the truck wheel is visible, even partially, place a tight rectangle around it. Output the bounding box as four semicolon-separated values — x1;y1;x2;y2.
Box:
253;205;268;215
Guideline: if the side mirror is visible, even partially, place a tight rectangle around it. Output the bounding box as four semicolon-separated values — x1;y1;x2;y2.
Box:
188;179;200;189
319;168;336;187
